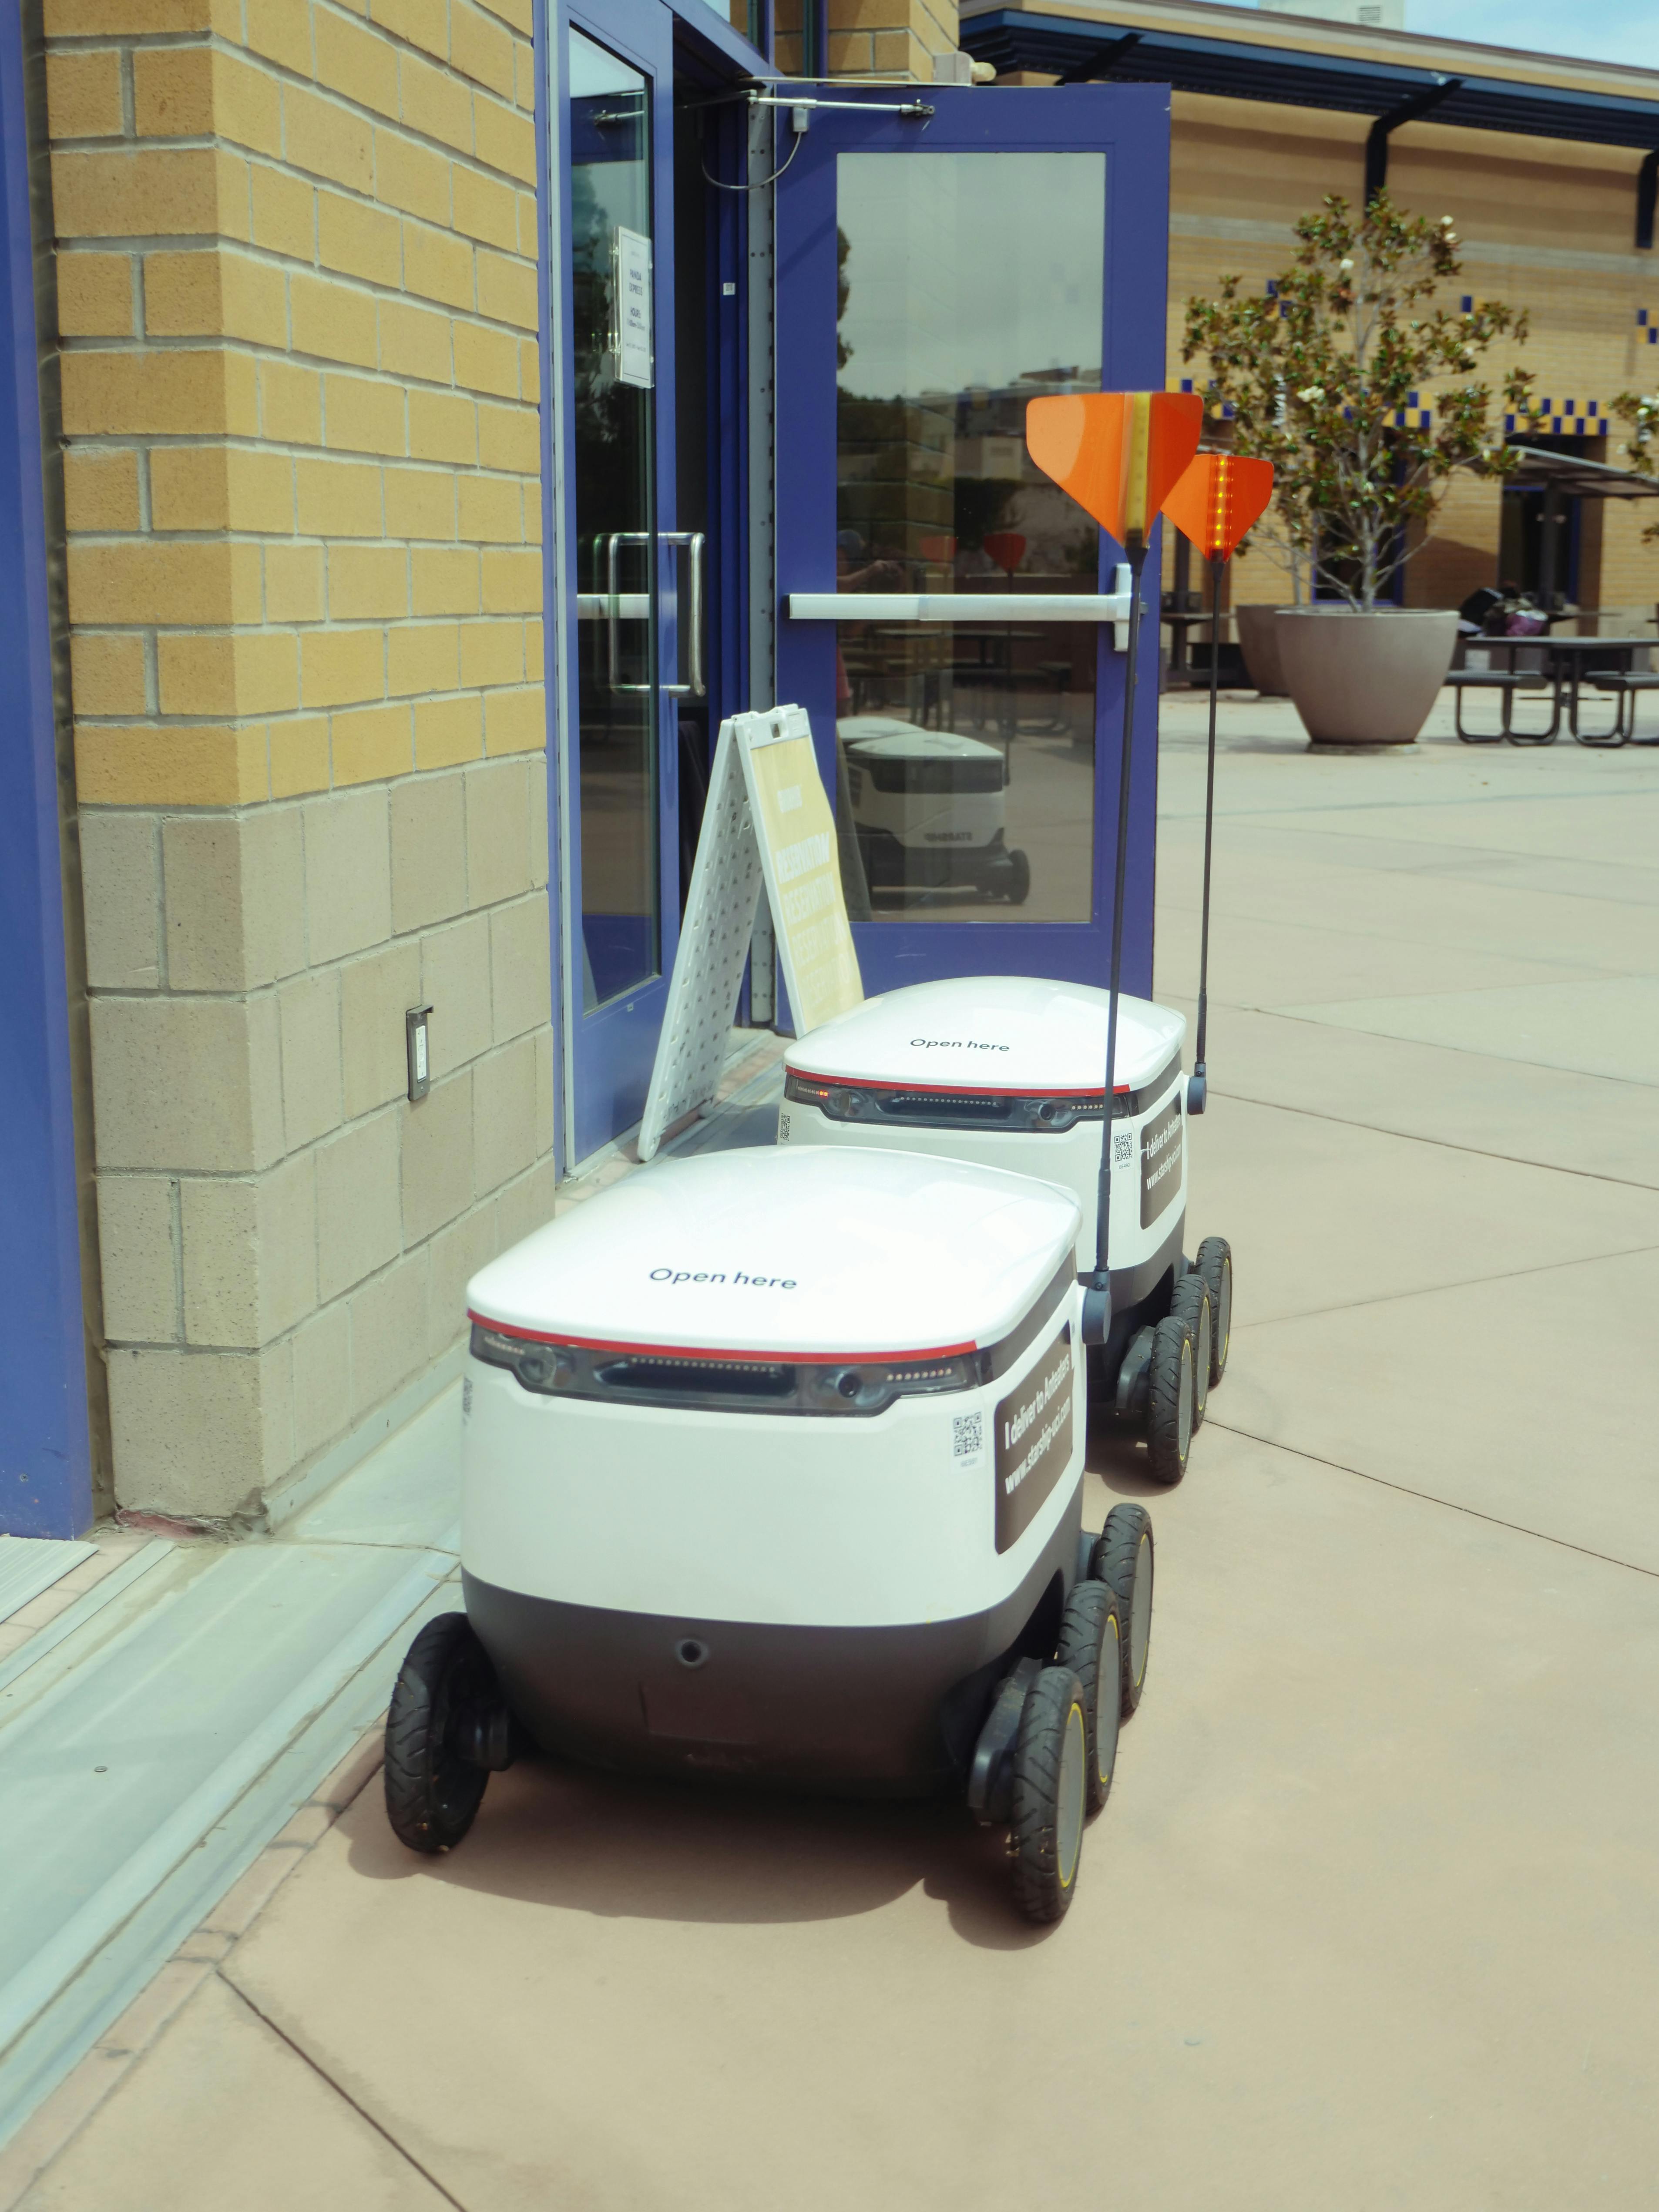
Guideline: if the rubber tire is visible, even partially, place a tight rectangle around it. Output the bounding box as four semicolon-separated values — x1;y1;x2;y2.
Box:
1092;1502;1154;1716
1055;1581;1123;1815
1145;1312;1194;1486
384;1613;496;1854
1010;1665;1089;1925
1196;1235;1232;1389
1004;848;1032;906
1171;1273;1212;1429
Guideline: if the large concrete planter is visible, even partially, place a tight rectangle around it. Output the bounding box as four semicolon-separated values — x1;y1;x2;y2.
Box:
1274;607;1458;745
1234;603;1292;695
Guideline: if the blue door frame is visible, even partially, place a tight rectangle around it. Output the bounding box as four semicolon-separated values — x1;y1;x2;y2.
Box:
775;84;1172;1006
0;9;92;1537
547;0;762;1163
552;0;682;1166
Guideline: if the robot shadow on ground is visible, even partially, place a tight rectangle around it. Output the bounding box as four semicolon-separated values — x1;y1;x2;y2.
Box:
1085;1405;1175;1500
344;1752;1129;1952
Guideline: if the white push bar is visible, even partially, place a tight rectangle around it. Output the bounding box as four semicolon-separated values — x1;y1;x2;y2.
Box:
786;566;1137;650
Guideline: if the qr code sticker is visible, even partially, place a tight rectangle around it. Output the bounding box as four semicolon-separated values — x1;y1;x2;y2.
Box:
953;1411;984;1460
1113;1128;1134;1166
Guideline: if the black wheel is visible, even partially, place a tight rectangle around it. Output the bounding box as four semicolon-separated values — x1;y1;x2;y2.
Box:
1171;1272;1212;1429
1092;1503;1154;1716
1010;1666;1089;1924
1004;847;1031;906
1055;1581;1123;1814
1145;1313;1194;1485
1195;1236;1232;1388
384;1613;497;1854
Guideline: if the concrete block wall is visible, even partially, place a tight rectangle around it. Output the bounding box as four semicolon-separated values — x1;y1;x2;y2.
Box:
45;0;553;1519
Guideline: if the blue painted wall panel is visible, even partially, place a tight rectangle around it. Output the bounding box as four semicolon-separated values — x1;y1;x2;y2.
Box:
0;10;92;1536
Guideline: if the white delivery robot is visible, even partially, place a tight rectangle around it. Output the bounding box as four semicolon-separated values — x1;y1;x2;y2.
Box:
384;1146;1155;1925
839;715;1031;905
779;975;1231;1485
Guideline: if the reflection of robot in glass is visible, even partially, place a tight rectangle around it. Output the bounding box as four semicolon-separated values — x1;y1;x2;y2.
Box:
837;714;1032;905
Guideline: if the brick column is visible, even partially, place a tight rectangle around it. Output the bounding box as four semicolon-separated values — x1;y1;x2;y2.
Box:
45;0;553;1521
773;0;960;80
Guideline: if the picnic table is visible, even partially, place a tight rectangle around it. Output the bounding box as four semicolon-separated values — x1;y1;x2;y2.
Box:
1461;633;1657;746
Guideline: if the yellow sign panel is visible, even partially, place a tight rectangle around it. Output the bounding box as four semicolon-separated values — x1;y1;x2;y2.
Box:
638;707;862;1161
743;711;863;1034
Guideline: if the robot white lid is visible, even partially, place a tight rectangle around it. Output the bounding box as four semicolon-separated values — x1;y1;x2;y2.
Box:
837;715;1003;766
785;976;1185;1099
466;1146;1080;1359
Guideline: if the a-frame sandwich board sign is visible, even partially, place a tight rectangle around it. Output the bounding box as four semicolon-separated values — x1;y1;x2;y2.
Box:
638;705;862;1161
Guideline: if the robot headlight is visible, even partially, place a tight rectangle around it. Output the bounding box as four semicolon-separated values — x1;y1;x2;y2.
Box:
471;1325;577;1394
782;1074;869;1121
806;1354;982;1412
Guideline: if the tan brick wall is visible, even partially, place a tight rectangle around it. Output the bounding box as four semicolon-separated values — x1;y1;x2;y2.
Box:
47;0;554;1519
1165;91;1659;621
774;0;959;79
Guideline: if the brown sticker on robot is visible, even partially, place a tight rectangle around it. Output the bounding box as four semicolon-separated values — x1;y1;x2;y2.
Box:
1140;1096;1183;1229
994;1325;1075;1555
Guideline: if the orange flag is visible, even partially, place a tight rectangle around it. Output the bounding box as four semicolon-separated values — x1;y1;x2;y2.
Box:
1162;452;1275;563
1024;391;1202;552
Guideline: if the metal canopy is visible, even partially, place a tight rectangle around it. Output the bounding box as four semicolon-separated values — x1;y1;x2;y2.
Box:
960;6;1659;240
1504;445;1659;499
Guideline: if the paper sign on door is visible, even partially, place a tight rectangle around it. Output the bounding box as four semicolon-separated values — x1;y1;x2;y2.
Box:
615;226;653;388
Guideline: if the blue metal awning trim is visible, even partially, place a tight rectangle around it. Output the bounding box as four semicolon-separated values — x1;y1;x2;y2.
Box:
960;9;1659;154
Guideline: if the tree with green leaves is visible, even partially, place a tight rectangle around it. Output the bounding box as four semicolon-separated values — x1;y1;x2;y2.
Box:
1182;193;1538;610
1607;389;1659;544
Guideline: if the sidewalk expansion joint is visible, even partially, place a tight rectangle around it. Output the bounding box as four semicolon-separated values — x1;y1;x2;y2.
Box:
1230;1239;1659;1329
218;1976;471;2212
1206;1082;1659;1192
1206;1419;1659;1584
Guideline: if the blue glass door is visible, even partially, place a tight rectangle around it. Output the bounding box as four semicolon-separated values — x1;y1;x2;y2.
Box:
775;87;1171;1004
559;2;690;1160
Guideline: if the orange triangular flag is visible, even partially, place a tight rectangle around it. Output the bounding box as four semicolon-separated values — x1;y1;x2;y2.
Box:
1025;391;1202;551
1163;452;1275;562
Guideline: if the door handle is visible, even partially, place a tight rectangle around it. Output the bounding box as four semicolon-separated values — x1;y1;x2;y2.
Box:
605;530;706;697
660;531;706;698
605;531;652;694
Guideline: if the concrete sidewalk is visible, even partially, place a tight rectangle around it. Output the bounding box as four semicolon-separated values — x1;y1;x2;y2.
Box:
7;697;1659;2211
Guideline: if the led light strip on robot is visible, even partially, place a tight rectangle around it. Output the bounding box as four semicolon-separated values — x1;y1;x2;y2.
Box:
783;1053;1182;1131
468;1258;1075;1417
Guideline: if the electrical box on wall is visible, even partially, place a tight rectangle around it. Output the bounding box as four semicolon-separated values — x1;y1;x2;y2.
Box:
406;1005;432;1102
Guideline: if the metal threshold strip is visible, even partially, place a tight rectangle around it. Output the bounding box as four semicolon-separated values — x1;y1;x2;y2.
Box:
0;1389;464;2152
0;1537;94;1624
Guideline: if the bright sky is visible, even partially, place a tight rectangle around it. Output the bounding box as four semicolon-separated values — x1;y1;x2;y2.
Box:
1397;0;1654;71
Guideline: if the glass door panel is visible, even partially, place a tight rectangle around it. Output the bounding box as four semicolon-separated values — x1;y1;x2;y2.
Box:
560;1;685;1164
834;151;1104;923
776;87;1172;1003
570;30;659;1010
